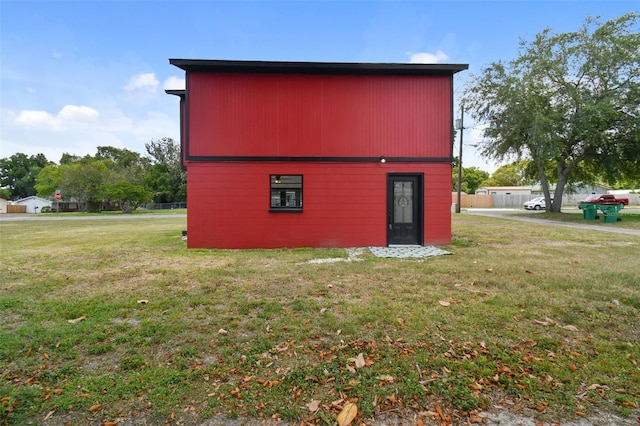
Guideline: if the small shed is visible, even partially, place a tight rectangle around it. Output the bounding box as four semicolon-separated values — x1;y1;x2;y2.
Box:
13;196;52;213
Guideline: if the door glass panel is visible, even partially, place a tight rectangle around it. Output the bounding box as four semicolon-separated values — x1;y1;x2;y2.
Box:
393;181;413;223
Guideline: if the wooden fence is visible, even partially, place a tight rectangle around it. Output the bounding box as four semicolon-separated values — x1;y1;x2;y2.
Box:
6;205;27;213
452;192;640;209
451;193;493;208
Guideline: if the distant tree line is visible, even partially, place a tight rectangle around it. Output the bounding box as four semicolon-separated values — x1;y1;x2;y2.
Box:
453;156;638;196
0;137;186;213
453;160;544;194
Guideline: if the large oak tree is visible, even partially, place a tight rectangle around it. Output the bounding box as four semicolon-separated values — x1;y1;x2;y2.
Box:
465;13;639;212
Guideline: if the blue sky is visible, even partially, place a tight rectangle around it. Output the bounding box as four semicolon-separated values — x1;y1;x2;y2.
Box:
1;1;636;172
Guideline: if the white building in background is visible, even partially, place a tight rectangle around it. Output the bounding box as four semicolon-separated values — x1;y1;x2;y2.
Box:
13;196;52;213
475;186;532;196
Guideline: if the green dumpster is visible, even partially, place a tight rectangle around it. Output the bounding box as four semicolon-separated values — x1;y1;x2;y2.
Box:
600;204;621;223
579;202;598;220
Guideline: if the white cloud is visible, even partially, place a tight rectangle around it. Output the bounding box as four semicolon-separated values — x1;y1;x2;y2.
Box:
58;105;99;122
2;104;179;162
11;104;99;131
13;110;61;130
163;76;185;91
407;50;449;64
123;73;159;104
124;73;159;92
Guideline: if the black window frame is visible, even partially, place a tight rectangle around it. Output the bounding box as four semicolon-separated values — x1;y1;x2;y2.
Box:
269;174;303;212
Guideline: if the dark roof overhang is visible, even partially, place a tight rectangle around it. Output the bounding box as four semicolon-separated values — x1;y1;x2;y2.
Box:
169;59;468;76
165;89;186;97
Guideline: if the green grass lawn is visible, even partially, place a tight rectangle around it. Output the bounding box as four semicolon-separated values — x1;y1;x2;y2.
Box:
517;210;640;229
1;215;639;425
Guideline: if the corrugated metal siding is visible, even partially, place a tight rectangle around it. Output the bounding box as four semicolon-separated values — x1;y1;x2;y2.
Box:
423;163;453;245
180;98;187;167
187;72;452;158
185;162;451;249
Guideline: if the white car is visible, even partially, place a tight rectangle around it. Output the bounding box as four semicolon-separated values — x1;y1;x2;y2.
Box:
523;197;551;210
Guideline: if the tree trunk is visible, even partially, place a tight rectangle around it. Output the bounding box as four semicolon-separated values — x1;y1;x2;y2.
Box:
121;203;135;214
551;166;573;213
535;161;555;213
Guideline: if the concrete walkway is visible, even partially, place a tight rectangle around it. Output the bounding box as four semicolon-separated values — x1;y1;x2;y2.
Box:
369;245;451;258
465;208;640;237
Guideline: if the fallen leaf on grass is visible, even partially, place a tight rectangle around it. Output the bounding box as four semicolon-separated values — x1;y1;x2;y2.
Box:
438;301;450;307
536;403;548;412
377;374;395;383
337;402;358;426
89;404;102;412
469;382;483;391
68;316;86;324
562;325;579;332
435;405;447;421
218;328;228;335
534;317;556;326
587;384;607;391
306;399;320;412
354;353;366;369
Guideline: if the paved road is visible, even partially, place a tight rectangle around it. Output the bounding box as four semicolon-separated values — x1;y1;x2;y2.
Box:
0;213;186;221
465;208;640;237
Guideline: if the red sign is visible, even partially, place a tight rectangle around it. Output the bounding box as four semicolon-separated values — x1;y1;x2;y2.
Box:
55;193;61;200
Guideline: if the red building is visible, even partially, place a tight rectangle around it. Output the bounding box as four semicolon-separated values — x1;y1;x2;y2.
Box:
168;59;468;249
